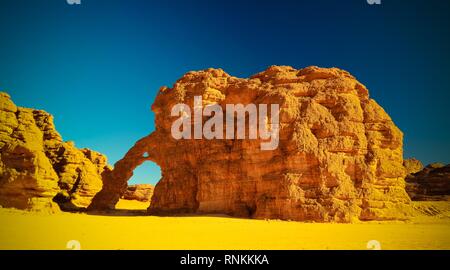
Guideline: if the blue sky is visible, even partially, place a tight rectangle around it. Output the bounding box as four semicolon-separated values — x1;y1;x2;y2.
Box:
1;0;449;185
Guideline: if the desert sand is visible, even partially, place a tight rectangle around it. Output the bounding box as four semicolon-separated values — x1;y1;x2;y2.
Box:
0;200;449;250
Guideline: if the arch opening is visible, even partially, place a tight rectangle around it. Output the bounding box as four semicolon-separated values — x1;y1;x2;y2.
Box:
115;160;161;211
87;134;160;212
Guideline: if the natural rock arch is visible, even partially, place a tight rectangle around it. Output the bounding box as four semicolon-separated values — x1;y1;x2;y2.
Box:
88;66;413;222
88;134;157;211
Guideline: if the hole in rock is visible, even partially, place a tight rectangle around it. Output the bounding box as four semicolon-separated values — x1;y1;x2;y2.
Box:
114;161;161;211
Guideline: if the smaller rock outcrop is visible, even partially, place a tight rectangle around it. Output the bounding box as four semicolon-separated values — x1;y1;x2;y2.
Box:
121;184;154;202
406;163;450;201
0;92;111;212
403;158;424;175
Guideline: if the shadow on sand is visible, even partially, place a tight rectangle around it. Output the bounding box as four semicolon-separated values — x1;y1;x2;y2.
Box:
83;208;236;219
86;209;150;216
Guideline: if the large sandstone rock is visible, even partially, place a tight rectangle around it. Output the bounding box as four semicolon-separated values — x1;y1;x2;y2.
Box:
0;92;110;212
406;163;450;201
121;184;154;202
89;66;413;222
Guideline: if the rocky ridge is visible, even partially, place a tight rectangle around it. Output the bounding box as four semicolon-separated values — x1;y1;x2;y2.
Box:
406;163;450;201
0;92;110;212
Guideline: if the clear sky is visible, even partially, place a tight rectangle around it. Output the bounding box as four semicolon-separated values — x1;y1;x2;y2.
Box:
1;0;449;185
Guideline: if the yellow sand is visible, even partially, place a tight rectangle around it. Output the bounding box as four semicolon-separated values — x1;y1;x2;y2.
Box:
1;200;449;250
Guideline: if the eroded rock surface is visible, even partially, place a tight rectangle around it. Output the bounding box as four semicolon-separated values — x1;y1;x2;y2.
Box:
122;184;154;202
403;158;424;175
89;66;413;222
406;163;450;201
0;92;110;212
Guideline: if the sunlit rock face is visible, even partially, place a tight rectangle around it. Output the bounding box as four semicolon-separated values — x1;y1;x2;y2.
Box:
89;66;413;222
122;184;154;202
404;158;424;176
0;92;110;212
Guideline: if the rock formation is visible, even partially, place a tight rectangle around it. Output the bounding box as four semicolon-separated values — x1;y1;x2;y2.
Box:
0;92;111;212
89;66;413;222
122;184;154;202
403;158;424;175
406;163;450;201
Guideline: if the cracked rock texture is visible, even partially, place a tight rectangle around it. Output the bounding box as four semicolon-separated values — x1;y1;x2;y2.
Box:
0;92;110;212
90;66;413;222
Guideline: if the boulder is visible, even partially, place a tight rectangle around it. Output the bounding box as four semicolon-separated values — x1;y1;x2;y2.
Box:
122;184;154;202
